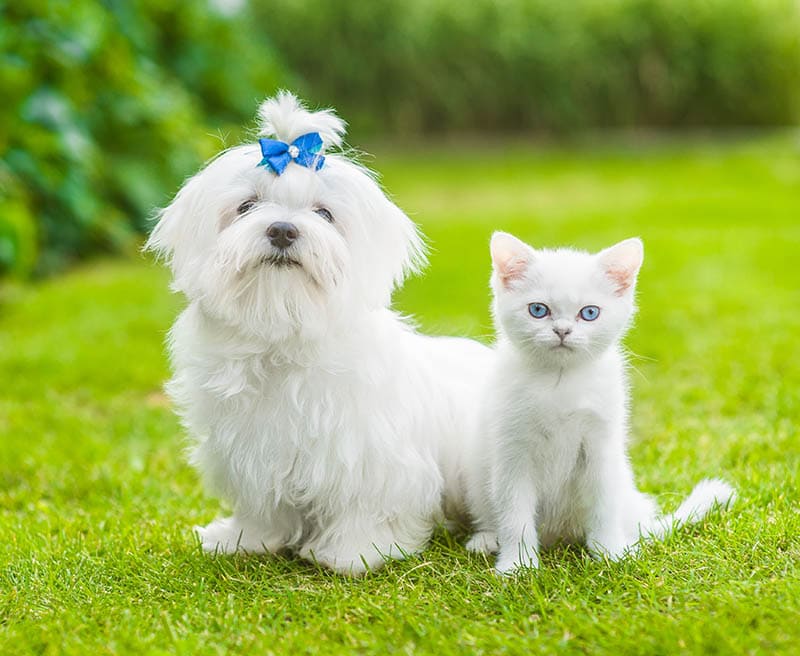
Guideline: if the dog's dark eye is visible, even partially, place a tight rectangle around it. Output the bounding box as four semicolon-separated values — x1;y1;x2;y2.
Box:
314;207;334;223
237;199;257;215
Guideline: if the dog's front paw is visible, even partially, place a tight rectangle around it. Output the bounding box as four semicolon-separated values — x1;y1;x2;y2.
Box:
465;531;499;555
298;541;396;576
299;532;416;576
494;557;539;576
303;549;375;576
494;546;539;576
194;516;282;555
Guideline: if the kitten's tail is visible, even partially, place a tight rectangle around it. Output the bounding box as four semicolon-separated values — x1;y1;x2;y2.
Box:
645;478;736;540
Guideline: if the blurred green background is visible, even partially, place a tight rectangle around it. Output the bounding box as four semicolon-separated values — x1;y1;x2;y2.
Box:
3;3;800;653
1;0;799;278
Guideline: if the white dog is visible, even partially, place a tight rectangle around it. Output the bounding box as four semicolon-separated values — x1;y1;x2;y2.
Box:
146;92;491;574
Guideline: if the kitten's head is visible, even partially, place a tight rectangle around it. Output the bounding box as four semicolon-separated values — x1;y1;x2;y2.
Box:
490;232;643;368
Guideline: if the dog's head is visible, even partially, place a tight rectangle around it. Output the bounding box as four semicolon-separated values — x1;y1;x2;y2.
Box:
146;92;424;343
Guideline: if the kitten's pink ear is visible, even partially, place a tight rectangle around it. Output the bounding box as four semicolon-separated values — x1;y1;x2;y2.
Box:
490;232;532;288
598;237;644;295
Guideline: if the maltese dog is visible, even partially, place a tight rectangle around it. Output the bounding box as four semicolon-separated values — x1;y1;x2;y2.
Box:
146;92;491;574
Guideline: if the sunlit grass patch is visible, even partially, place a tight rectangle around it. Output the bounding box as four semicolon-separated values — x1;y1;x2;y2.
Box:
1;133;798;654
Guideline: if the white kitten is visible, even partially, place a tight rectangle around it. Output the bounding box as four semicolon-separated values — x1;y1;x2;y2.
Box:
146;92;492;574
462;232;735;574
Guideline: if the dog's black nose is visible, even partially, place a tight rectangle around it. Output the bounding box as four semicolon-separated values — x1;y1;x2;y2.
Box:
266;222;299;249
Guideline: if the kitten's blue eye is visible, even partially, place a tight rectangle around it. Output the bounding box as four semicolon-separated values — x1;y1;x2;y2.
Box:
528;302;550;319
579;305;600;321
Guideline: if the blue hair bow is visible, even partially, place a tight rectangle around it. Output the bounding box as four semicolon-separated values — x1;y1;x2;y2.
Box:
257;132;325;175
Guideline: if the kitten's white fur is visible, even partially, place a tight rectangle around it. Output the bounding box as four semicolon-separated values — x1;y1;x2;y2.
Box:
461;232;734;574
146;92;491;574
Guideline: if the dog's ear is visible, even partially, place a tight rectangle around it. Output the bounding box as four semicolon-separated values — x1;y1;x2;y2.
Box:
256;92;426;310
144;171;209;284
342;167;428;309
381;199;427;294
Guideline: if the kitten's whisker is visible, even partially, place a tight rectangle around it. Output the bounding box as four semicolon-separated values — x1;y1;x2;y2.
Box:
623;348;655;383
627;362;650;384
625;348;658;364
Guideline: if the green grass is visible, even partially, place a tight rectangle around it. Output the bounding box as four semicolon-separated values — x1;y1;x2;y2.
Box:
2;133;799;655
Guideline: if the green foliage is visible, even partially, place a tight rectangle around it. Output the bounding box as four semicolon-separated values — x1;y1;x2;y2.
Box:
259;0;800;133
1;135;799;654
0;161;37;276
0;0;285;278
2;0;799;278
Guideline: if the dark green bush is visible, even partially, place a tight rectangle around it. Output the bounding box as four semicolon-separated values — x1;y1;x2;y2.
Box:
2;0;799;278
256;0;800;133
1;0;286;278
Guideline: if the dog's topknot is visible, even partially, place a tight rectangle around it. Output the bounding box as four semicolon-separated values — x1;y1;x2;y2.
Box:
257;91;346;150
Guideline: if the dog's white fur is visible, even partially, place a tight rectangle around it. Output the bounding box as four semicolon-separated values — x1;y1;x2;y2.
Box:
147;92;491;574
459;233;735;574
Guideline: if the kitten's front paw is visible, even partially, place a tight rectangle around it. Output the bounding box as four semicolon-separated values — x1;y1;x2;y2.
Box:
587;536;633;562
466;531;499;555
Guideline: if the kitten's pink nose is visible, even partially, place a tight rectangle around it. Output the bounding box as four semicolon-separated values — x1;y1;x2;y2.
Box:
553;326;572;341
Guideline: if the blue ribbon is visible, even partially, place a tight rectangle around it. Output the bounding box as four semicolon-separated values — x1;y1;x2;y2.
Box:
257;132;325;175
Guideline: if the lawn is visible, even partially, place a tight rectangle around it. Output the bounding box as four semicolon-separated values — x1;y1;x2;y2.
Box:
1;133;799;655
